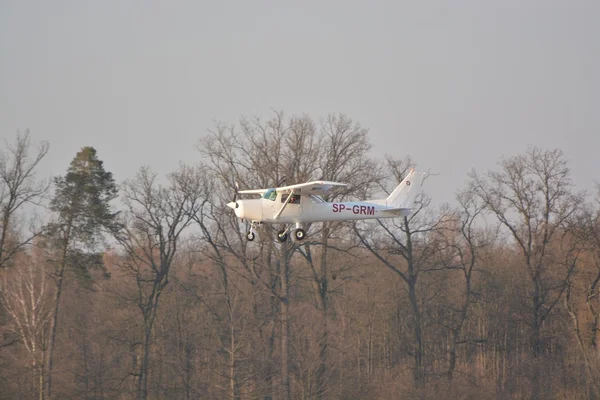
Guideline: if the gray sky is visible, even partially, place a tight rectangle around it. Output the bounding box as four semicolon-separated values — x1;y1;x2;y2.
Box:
1;0;599;206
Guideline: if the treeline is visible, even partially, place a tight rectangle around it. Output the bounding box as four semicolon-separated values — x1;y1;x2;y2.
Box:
0;112;599;400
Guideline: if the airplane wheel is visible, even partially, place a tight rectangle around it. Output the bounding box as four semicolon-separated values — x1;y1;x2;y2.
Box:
247;231;255;241
277;230;288;242
294;229;306;241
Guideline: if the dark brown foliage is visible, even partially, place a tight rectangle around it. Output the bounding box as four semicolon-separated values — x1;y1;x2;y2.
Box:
0;118;597;400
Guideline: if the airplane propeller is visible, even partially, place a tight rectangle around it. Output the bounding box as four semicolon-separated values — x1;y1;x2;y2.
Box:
227;181;240;210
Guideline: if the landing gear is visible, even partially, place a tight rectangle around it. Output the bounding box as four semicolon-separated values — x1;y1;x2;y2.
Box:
277;229;288;242
275;223;307;242
246;222;307;243
294;228;306;241
246;221;259;241
275;225;291;242
293;223;306;241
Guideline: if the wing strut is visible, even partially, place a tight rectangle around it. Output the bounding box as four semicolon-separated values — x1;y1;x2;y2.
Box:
274;190;294;219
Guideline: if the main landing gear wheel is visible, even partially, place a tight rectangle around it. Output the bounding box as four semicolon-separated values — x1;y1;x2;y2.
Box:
277;230;288;242
294;229;306;241
246;231;255;241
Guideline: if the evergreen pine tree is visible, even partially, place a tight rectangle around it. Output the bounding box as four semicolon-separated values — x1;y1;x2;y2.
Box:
45;146;118;398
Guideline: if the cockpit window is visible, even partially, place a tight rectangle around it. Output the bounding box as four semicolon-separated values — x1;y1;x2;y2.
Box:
262;188;277;201
281;194;301;204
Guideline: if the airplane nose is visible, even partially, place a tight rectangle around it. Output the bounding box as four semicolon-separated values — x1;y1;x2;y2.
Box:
227;201;244;218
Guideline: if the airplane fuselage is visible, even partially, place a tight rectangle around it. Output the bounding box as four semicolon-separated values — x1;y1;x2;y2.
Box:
233;196;409;224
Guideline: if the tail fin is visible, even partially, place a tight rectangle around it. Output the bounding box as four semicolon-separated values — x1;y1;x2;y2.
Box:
385;169;425;208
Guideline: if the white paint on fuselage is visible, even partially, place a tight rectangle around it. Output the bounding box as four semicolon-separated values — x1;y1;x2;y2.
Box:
234;192;409;224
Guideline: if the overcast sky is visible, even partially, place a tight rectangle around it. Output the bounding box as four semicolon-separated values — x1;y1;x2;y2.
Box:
1;0;598;206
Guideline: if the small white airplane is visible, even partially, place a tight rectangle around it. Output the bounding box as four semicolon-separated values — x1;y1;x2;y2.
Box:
227;168;426;242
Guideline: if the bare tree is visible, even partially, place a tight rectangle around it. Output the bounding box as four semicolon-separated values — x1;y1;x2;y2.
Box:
115;164;206;400
565;184;600;399
295;114;380;399
435;188;495;382
198;111;306;400
470;147;584;400
0;130;49;269
184;192;252;399
198;111;382;399
353;159;441;387
199;111;286;399
0;248;53;400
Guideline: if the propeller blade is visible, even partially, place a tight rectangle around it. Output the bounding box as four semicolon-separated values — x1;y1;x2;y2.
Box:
233;181;239;202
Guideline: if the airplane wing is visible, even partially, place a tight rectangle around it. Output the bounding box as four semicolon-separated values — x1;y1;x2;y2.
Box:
275;181;348;195
236;180;348;199
237;188;269;195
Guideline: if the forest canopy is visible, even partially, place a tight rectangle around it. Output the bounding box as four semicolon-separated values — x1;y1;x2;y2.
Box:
1;113;599;400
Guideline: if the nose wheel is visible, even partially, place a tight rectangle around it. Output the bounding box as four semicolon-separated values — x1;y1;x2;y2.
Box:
246;221;259;241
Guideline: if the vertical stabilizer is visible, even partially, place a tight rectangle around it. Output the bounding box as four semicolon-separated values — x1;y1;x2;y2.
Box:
385;169;425;208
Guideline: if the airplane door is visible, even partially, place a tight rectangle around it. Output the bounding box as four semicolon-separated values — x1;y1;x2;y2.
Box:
280;193;302;218
267;195;278;217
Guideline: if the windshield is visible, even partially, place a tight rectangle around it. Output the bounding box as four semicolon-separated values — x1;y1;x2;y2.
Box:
262;188;277;201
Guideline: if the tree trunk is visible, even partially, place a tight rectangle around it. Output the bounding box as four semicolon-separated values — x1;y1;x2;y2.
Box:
447;329;458;382
37;342;45;400
229;323;239;399
139;292;161;400
566;284;599;399
405;217;424;387
46;257;67;398
448;276;472;382
531;275;542;400
316;307;328;398
280;255;291;400
83;339;90;400
408;277;424;386
47;220;72;399
0;207;11;266
313;227;330;399
139;325;152;400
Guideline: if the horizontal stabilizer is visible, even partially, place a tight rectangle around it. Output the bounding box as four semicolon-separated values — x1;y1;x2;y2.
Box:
379;207;412;216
